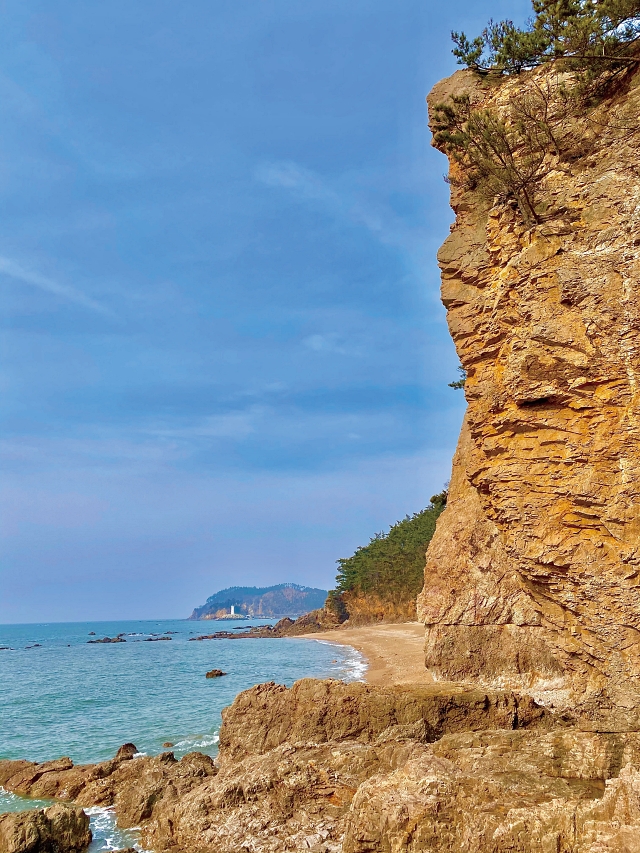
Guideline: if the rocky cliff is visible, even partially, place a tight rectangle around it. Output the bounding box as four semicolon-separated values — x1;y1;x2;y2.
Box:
417;61;640;727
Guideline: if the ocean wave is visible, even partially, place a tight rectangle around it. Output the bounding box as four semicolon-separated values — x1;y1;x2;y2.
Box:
0;786;52;812
170;732;220;754
313;640;368;682
0;791;149;852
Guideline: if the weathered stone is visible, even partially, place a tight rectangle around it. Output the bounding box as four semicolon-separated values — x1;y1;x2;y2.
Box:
417;61;640;727
0;805;91;853
218;678;553;760
3;59;640;853
114;744;137;762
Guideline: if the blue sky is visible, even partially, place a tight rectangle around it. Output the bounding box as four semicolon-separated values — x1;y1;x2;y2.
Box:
0;0;530;623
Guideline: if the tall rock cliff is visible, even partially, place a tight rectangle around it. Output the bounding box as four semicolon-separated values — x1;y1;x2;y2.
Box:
417;64;640;726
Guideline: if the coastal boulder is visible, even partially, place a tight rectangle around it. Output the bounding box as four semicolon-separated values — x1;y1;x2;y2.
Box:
86;637;125;644
205;669;226;678
0;805;91;853
114;744;137;762
218;678;553;759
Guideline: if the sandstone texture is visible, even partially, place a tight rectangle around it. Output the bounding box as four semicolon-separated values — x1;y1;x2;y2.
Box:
0;804;91;853
332;591;417;625
0;678;566;853
417;61;640;726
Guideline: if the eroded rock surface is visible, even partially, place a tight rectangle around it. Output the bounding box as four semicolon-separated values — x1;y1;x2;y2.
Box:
0;804;91;853
417;61;640;726
4;61;640;853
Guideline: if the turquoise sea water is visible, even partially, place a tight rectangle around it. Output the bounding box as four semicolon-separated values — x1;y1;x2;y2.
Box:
0;618;365;850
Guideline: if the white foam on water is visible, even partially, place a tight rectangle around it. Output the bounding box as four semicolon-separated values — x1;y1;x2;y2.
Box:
85;806;150;852
0;786;52;813
313;640;368;682
338;646;368;682
0;791;149;852
171;732;219;754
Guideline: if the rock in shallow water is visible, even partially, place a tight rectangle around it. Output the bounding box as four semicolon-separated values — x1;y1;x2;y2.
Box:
86;637;125;644
205;669;226;678
5;677;640;851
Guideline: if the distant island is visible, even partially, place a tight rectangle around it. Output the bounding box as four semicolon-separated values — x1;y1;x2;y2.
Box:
188;583;328;620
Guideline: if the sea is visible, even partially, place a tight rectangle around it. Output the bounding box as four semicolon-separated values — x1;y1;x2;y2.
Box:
0;618;366;851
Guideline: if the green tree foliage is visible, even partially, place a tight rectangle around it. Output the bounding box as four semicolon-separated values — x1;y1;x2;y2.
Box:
438;3;639;226
432;88;565;223
452;1;640;76
334;493;448;600
449;365;467;389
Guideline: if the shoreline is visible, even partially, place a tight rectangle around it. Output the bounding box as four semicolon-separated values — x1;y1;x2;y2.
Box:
299;622;433;687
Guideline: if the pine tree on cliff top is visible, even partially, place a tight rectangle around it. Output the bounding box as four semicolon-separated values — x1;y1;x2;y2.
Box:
452;0;640;75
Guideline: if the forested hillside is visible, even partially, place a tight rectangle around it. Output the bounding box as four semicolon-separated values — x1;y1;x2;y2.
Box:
334;491;447;604
189;583;328;620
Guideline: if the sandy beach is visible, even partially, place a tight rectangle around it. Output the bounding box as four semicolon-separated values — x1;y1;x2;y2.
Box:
301;622;433;686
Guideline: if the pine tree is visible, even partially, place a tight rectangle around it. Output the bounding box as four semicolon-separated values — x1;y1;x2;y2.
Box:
452;0;640;76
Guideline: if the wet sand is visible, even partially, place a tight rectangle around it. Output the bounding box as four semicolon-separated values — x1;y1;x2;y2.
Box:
300;622;433;686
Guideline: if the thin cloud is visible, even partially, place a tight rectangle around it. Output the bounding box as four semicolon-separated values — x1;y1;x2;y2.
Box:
0;256;111;314
256;160;420;251
255;161;339;206
302;333;356;356
146;410;258;441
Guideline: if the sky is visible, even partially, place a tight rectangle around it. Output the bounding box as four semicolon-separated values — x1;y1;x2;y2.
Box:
0;0;531;623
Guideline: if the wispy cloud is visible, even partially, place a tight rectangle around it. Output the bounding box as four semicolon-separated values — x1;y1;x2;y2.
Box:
0;256;112;314
255;161;340;206
146;410;258;441
302;333;357;356
255;159;426;256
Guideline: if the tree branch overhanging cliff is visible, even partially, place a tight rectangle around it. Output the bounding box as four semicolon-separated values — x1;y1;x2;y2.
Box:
452;0;640;78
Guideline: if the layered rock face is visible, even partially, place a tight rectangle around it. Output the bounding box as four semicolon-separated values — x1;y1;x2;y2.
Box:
417;63;640;723
0;680;583;853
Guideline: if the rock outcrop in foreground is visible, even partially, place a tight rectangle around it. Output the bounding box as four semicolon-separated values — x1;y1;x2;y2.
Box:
4;678;640;852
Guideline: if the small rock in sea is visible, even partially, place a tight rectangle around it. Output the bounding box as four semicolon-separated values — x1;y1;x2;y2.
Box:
163;742;174;748
88;631;96;635
0;646;10;651
115;743;138;761
87;636;126;644
205;669;227;678
144;636;172;641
